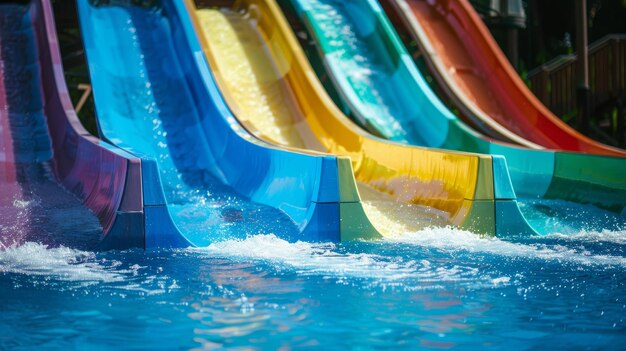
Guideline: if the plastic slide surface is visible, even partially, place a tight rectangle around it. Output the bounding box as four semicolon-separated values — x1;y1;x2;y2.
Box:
0;0;144;250
184;0;540;237
284;0;626;233
385;0;626;156
76;0;379;246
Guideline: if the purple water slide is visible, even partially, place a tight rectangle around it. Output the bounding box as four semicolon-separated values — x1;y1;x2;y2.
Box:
0;0;143;250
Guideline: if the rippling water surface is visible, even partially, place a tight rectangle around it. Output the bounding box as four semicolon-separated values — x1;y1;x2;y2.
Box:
1;227;625;350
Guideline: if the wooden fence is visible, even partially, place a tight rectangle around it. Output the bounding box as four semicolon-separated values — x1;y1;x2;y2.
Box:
527;34;626;118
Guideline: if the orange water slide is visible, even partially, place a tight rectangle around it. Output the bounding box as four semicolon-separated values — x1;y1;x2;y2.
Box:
385;0;626;156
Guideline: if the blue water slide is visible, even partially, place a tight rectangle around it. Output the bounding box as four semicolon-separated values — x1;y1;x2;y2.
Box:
76;0;370;247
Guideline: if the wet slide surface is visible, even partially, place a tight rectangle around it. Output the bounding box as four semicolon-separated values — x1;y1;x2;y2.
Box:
199;10;307;148
0;4;101;250
78;2;300;245
297;0;437;146
286;0;626;234
395;0;626;156
290;0;453;148
195;7;450;235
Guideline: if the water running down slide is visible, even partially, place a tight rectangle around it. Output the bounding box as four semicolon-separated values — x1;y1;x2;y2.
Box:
76;0;380;246
283;0;626;233
185;0;538;236
384;0;626;156
0;0;143;250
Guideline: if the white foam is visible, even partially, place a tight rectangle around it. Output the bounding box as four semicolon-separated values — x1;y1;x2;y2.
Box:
197;234;406;279
0;242;176;295
543;229;626;245
388;227;626;267
195;234;506;289
12;198;39;209
0;242;125;284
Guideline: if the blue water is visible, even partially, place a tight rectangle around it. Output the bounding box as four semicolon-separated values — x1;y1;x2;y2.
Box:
1;228;625;349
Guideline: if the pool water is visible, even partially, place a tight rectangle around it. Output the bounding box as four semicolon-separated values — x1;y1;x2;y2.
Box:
1;228;625;350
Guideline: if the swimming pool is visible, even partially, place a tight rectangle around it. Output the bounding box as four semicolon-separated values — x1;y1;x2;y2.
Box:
1;228;624;349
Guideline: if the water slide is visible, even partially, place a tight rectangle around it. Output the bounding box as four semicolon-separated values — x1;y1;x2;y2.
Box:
0;0;145;250
183;0;541;237
76;0;386;246
282;0;626;233
383;0;626;157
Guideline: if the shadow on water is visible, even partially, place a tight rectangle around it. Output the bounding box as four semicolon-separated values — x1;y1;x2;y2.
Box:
0;4;102;250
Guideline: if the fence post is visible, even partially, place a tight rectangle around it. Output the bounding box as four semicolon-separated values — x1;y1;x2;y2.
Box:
575;0;590;133
539;67;549;105
618;95;625;147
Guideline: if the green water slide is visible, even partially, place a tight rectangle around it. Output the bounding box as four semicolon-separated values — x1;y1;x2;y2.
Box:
280;0;626;234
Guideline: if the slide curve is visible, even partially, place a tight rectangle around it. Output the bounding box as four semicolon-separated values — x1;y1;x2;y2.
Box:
0;0;144;250
76;0;380;247
384;0;626;156
283;0;626;234
185;0;539;237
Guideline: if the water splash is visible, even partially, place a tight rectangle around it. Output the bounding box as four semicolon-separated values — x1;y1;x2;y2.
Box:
518;198;626;234
544;229;626;245
0;242;125;284
194;234;509;291
0;242;178;296
388;226;626;267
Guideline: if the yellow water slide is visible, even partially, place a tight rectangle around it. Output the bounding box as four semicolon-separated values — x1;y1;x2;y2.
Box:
184;0;514;236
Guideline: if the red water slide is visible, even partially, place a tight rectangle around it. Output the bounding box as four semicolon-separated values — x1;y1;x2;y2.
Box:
386;0;626;156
